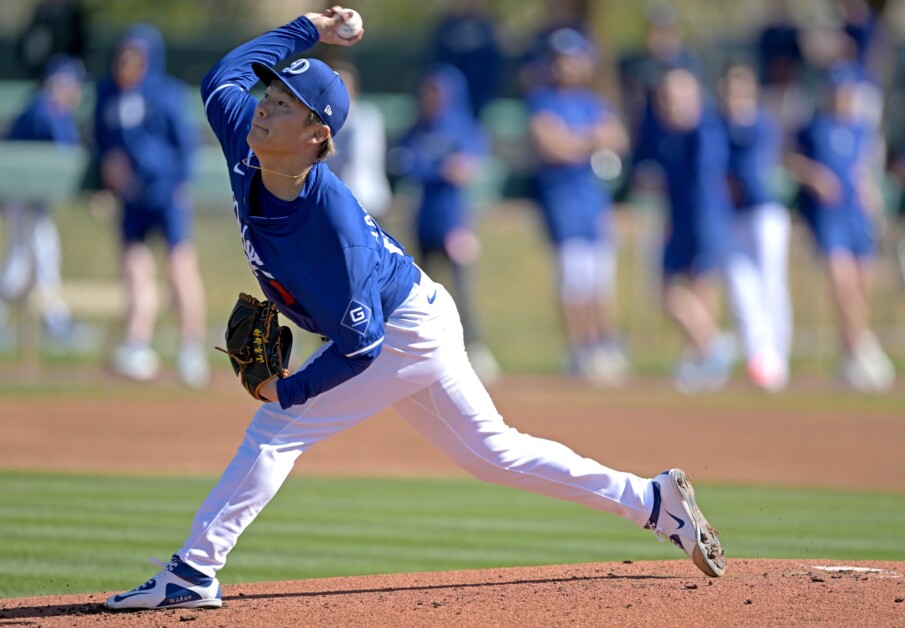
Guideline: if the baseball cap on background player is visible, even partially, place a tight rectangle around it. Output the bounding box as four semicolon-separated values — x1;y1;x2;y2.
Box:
252;58;350;136
546;28;595;60
43;54;87;83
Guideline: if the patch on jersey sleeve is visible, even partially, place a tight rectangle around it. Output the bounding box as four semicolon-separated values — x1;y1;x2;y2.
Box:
341;299;372;336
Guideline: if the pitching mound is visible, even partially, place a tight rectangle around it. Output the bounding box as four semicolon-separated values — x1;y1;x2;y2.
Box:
2;559;902;626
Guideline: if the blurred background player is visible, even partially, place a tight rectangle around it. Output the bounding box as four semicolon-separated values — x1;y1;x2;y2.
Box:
526;28;630;385
428;0;503;118
521;0;595;92
619;1;702;152
92;24;209;388
718;61;793;392
0;55;85;342
633;67;736;393
786;62;895;392
394;64;500;383
327;62;393;218
755;0;809;145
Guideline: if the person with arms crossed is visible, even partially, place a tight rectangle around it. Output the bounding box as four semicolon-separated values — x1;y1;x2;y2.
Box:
527;27;630;385
104;7;725;611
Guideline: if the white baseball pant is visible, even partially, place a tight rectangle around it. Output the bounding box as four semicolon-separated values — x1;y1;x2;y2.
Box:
726;202;792;363
180;272;655;576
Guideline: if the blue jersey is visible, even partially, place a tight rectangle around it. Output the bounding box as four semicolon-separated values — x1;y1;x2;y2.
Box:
528;86;613;243
641;106;733;274
795;113;876;256
796;113;872;215
724;109;780;210
201;16;419;409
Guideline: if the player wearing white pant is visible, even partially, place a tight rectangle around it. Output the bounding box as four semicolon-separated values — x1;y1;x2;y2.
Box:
719;62;793;391
180;273;651;574
105;8;725;612
726;202;792;389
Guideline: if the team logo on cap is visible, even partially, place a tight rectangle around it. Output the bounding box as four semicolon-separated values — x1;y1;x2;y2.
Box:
283;59;310;75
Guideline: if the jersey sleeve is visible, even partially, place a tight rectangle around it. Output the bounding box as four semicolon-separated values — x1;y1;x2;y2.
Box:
275;246;386;408
199;16;320;164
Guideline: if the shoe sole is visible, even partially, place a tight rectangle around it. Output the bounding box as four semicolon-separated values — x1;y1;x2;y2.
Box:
105;598;222;611
670;469;727;577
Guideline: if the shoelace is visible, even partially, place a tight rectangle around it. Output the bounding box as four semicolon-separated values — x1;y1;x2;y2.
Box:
149;556;178;572
124;557;175;592
654;528;686;550
652;527;675;545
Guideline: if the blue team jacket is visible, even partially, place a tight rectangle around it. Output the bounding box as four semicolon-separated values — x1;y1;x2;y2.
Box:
397;64;488;250
93;24;195;209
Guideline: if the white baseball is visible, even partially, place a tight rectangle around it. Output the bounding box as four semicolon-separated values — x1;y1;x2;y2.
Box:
337;10;363;39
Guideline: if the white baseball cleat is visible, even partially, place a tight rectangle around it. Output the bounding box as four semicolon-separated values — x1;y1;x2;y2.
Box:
645;468;726;577
178;343;211;390
105;555;222;610
111;343;160;382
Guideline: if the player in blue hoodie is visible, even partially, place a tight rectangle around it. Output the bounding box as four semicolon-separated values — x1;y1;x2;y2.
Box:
104;8;725;611
395;63;499;383
93;24;209;388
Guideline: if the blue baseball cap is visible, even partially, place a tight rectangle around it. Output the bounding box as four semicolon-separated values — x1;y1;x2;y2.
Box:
547;28;594;58
43;54;86;82
252;58;350;136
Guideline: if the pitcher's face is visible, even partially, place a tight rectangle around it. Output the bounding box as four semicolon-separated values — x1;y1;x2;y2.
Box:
247;83;319;155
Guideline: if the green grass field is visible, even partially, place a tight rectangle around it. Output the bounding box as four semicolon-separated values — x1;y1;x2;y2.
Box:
2;177;905;603
2;471;903;599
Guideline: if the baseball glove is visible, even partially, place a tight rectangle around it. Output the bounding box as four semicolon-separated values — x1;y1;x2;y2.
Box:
217;292;293;401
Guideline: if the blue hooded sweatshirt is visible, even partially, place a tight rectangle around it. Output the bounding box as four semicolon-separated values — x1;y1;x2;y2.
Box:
397;64;488;250
93;24;195;210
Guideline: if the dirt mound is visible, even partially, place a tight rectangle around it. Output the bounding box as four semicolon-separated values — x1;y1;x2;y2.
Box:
2;559;902;626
